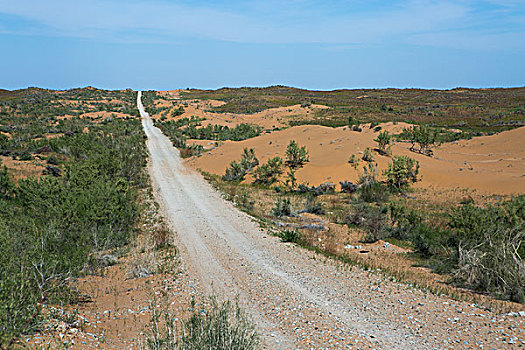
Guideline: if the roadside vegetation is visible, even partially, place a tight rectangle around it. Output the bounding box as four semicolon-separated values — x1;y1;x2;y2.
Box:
143;296;259;350
204;135;524;307
0;88;147;348
142;90;185;119
154;117;262;158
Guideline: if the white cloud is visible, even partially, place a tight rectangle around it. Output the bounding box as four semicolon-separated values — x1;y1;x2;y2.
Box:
0;0;520;51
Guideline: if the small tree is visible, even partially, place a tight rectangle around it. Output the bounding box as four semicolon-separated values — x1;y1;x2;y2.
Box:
253;157;284;185
374;131;392;155
222;148;259;182
285;140;309;169
239;148;259;172
284;168;298;191
403;125;436;155
384;156;420;190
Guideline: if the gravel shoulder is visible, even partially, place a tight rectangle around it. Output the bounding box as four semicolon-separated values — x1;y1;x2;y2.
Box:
139;92;524;350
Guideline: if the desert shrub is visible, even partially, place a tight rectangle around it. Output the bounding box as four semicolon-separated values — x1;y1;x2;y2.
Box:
359;181;389;203
0;164;15;199
347;203;389;243
278;229;301;243
374;131;391;155
271;197;292;217
283;168;298;191
399;125;436;156
170;130;187;148
339;180;358;194
0;119;147;345
180;144;204;158
449;197;525;302
222;161;247;182
386;201;422;240
46;155;60;165
303;194;325;215
182;123;262;141
352;125;362;132
384;156;420;190
410;223;451;258
18;151;33;161
171;105;185;117
348;154;359;169
253;157;283;185
361;147;374;162
285;140;309;169
144;297;258;350
239;148;259;172
234;191;254;212
222;148;259;182
356;163;388;202
455;224;524;303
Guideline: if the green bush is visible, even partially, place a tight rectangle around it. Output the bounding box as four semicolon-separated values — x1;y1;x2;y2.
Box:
399;125;436;156
271;197;292;217
384;156;420;190
46;155;60;165
303;195;325;215
253;157;283;185
285;140;309;169
278;229;301;243
347;203;389;243
222;161;247;182
0;119;146;345
410;223;450;258
449;197;525;302
357;163;389;203
144;297;258;350
374;131;391;155
222;148;259;182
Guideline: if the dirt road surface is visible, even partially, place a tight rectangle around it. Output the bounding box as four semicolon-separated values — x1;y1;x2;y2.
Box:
138;92;524;350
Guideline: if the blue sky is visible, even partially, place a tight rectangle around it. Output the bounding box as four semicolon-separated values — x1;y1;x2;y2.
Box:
0;0;524;90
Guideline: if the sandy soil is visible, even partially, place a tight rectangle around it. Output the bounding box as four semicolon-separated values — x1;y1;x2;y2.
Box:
0;155;44;180
155;90;329;130
189;123;525;195
139;92;525;349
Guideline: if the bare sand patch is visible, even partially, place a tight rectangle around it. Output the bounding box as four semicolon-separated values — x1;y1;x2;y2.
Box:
189;124;525;195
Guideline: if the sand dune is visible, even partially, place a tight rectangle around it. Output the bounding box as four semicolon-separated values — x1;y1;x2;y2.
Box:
188;124;525;195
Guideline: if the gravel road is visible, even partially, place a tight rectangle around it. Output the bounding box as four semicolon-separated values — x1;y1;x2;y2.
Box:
138;92;524;350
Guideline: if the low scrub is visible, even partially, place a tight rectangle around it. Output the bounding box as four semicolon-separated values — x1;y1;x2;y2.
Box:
0;119;147;346
253;157;283;185
278;229;301;243
222;148;259;182
271;197;293;217
143;297;259;350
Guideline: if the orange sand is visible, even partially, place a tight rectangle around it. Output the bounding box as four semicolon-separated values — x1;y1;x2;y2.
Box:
188;124;525;195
